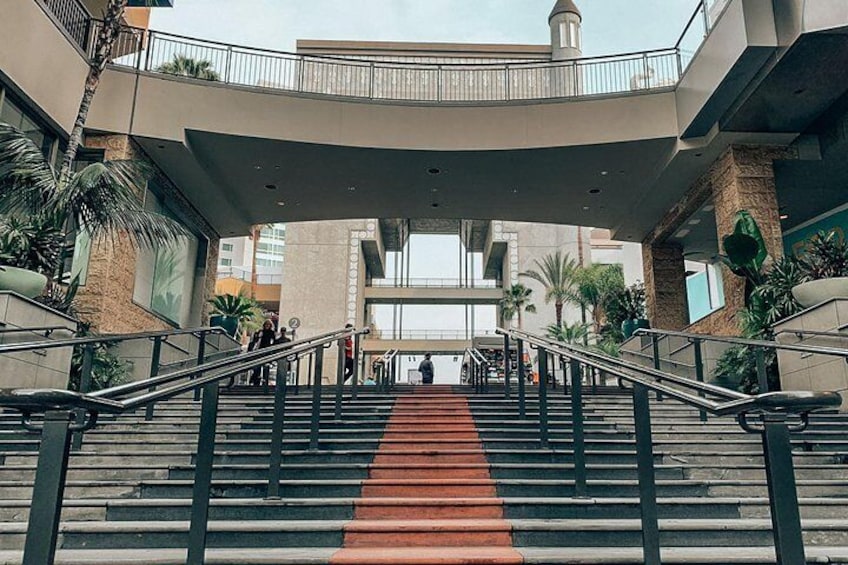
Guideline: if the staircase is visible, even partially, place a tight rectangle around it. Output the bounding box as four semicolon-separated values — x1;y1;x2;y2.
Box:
1;384;848;563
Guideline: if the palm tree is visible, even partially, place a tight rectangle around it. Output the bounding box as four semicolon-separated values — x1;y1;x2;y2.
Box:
545;321;591;345
500;283;536;329
156;55;221;81
569;264;625;334
0;122;188;275
520;251;579;327
59;0;131;183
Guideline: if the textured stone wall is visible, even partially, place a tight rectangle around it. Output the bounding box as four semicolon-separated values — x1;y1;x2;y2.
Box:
642;243;689;331
643;144;796;336
75;134;220;334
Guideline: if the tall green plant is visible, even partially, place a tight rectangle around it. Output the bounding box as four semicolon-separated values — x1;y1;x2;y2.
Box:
720;210;769;305
520;251;579;327
209;293;260;337
799;230;848;280
569;264;625;334
545;321;590;345
500;283;536;329
156;55;221;81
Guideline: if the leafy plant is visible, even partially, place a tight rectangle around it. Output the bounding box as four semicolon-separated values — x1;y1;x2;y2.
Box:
593;339;621;358
713;345;779;394
520;251;579;327
618;282;647;321
545;321;591;345
720;210;769;305
156;55;221;81
0;214;65;274
34;278;81;317
209;293;260;337
68;327;129;393
500;283;536;329
569;264;625;334
799;230;848;281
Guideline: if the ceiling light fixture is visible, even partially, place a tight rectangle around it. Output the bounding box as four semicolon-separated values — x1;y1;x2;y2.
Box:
582;205;590;211
264;184;277;190
347;186;357;192
427;168;442;176
702;205;715;212
600;171;608;176
780;214;789;220
157;144;165;150
688;218;701;225
254;165;263;170
588;188;602;195
675;229;691;238
277;201;286;207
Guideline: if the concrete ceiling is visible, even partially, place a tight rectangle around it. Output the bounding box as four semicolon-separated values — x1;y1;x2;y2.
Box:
143;130;677;238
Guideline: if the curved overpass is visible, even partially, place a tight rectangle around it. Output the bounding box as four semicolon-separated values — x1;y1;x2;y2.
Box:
4;0;848;238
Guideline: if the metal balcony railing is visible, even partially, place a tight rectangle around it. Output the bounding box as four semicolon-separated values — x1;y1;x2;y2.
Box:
38;0;727;105
367;278;501;289
368;329;495;341
216;268;282;286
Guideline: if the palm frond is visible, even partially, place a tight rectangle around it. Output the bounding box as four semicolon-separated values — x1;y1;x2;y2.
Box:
520;251;579;303
56;160;189;249
0;122;58;213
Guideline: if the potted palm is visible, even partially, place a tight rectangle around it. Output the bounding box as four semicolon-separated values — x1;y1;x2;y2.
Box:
620;282;649;338
791;230;848;308
209;293;259;338
0;216;64;298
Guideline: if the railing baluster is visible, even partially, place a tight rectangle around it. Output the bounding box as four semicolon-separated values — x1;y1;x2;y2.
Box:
22;411;74;565
517;339;526;419
309;346;324;450
335;337;345;421
570;358;587;498
71;344;94;451
145;336;163;421
692;338;708;422
267;357;289;499
650;335;664;402
503;334;511;399
755;347;769;393
538;347;549;449
186;379;220;565
632;383;661;565
193;331;207;402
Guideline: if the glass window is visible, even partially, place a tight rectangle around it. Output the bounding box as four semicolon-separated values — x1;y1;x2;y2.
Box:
222;243;234;252
569;21;580;49
559;22;568;49
219;258;233;267
132;185;200;327
0;95;55;157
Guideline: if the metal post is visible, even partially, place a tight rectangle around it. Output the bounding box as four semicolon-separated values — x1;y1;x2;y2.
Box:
538;347;549;449
651;335;664;402
503;334;511;399
309;346;324;450
517;339;526;419
71;344;94;451
224;45;233;84
702;0;711;34
145;337;163;421
632;384;661;565
262;364;270;396
761;415;807;565
351;334;360;400
368;62;375;99
186;380;220;565
692;339;708;423
755;347;769;393
22;411;73;565
307;352;313;390
570;358;587;498
335;338;345;421
294;357;301;396
193;332;207;402
267;358;289;499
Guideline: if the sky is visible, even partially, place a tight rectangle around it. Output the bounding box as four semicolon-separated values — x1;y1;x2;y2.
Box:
151;1;699;58
151;0;701;383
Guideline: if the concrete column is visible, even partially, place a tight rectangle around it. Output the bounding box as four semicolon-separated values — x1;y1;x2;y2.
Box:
642;243;689;331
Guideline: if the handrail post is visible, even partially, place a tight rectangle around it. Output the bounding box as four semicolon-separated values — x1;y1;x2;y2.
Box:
193;331;207;402
262;364;271;396
651;335;664;401
483;362;489;394
294;356;301;396
538;347;549;449
368;61;375;99
692;338;708;422
351;333;360;400
702;0;711;34
335;338;345;420
267;357;289;499
145;336;163;421
517;339;526;419
309;345;324;450
570;358;587;498
632;383;661;565
755;347;769;393
144;29;154;72
761;414;807;565
71;344;94;451
224;45;233;84
186;379;220;565
22;410;73;565
503;334;511;399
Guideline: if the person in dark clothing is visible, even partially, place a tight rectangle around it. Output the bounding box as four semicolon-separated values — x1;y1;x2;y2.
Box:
343;323;355;382
248;320;277;386
418;352;435;385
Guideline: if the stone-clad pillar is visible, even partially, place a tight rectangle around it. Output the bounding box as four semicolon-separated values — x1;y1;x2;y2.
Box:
642;243;689;331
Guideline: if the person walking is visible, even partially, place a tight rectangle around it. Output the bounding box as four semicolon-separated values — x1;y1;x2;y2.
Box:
248;320;277;386
418;353;435;385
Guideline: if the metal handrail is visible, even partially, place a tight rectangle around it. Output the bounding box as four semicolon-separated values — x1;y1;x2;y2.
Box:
776;327;848;341
465;347;487;366
500;328;840;416
636;328;848;359
0;326;227;355
0;325;76;336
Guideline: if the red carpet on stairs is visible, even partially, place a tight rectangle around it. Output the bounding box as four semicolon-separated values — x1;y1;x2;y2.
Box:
330;385;523;564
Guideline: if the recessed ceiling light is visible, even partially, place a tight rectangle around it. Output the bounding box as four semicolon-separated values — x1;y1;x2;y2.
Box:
274;165;281;170
277;201;286;207
688;218;701;225
264;184;277;190
431;202;440;208
512;188;519;194
588;188;602;195
600;171;608;176
675;229;691;238
627;235;634;240
431;188;439;193
695;153;703;157
794;88;806;95
427;168;442;176
254;165;263;170
157;144;165;150
780;214;789;220
582;206;590;211
702;205;715;212
347;186;357;192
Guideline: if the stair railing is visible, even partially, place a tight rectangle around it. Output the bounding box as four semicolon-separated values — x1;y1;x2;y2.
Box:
497;327;841;565
0;326;368;565
636;328;848;397
464;347;488;395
